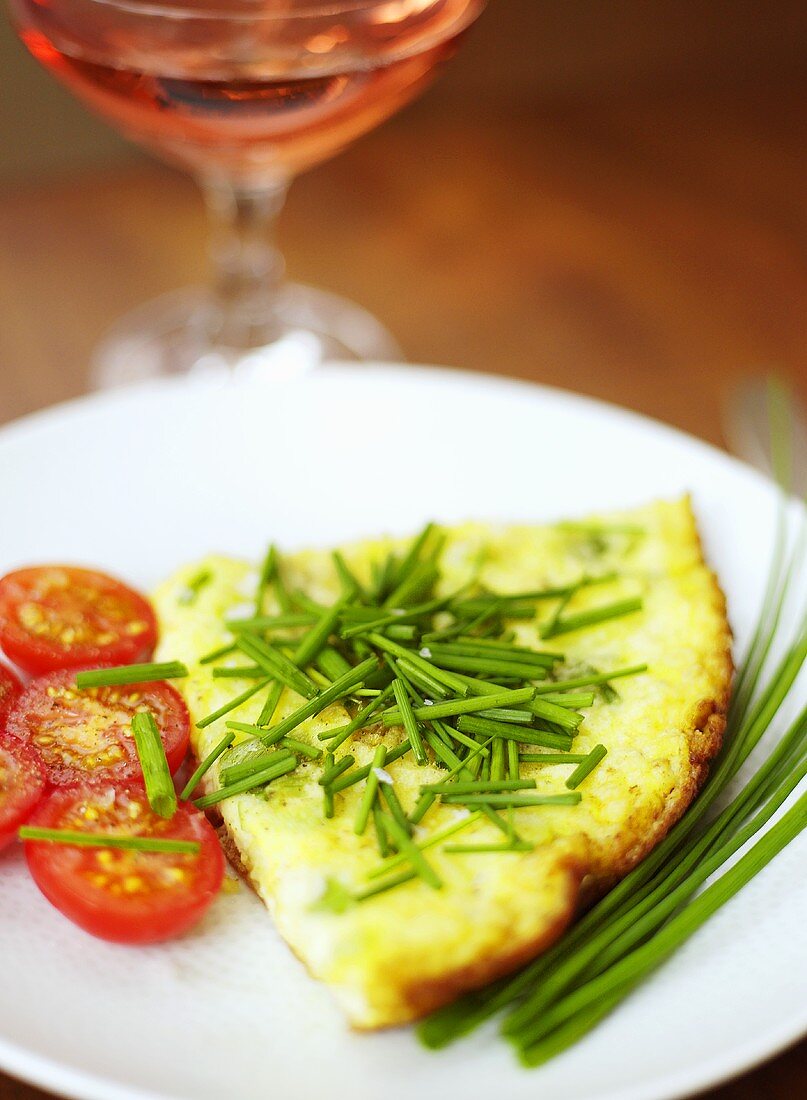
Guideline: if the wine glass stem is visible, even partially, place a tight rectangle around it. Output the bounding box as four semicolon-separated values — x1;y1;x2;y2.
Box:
200;177;289;350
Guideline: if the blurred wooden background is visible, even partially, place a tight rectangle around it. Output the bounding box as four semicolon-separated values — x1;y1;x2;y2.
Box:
0;1;805;1096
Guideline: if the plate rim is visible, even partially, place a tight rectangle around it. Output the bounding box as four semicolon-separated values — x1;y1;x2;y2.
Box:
0;361;803;1100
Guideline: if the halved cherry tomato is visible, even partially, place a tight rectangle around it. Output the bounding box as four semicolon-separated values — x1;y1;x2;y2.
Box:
0;663;23;731
5;670;190;786
0;738;46;850
0;566;157;675
24;785;224;943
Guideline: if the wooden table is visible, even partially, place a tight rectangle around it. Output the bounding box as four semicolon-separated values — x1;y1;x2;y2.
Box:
0;76;805;1098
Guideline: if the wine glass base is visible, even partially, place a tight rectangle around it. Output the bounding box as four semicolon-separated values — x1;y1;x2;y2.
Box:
91;284;404;389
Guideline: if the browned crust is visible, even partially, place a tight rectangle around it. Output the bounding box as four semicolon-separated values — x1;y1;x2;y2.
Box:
392;854;587;1024
198;514;734;1029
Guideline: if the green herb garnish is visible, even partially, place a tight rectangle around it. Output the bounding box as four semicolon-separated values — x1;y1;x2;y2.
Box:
19;828;200;854
76;661;188;689
131;711;176;819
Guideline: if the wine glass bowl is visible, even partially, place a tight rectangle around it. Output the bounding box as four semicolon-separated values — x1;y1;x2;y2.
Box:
9;0;485;381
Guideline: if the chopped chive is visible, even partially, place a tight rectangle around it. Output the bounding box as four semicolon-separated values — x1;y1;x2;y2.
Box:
225;719;284;741
354;746;387;835
506;738;520;779
318;683;394;750
383;561;439;610
76;661;188;689
306;667;332;690
540;597;643;640
476;707;533;724
292;600;344;669
318;755;355;786
565;744;608;789
440;792;582;808
376;812;442;889
528;697;584;731
367;812;482;879
356;868;418;902
225;612;316;633
456;715;574;750
373;803;391;857
256;679;284;726
386;624;419;641
180;731;235;801
384;523;435;601
331;550;366;600
131;712;176;819
392;678;427;766
444;841;533;854
199;641;237;665
19;827;200;854
442;724;494;754
490;737;506;782
316;646;353;682
536;692;597;709
236;635;317;699
424;728;462;770
409;791;436;826
259;657;378;744
196;677;272;729
396;657;451;700
322;752;335;819
533;664;648;694
341;592;453;640
331;740;412;794
281;737;322;761
178;568;212;606
425;652;553;680
220;748;294;785
426;642;558;668
211;665;265;679
255;544;279;612
425;780;537;794
519;753;587;764
368;634;470;696
194;755;298;808
380;782;412;836
382;686;534;726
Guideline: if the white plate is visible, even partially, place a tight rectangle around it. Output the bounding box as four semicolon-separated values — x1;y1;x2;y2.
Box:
0;364;804;1100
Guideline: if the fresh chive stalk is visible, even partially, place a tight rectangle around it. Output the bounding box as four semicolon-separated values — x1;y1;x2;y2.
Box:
259;657;378;744
76;661;188;689
354;745;386;835
392;678;427;765
540;597;643;640
131;712;177;819
376;812;442;889
194;754;298;808
439;793;582;808
565;745;608;789
196;677;272;729
19;828;200;854
180;731;235;801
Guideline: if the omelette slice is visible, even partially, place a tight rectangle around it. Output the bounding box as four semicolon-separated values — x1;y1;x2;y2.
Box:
153;497;731;1029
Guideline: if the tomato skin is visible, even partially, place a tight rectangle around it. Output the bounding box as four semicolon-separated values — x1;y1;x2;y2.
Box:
0;738;46;850
0;664;23;731
24;786;224;943
5;670;190;787
0;566;157;675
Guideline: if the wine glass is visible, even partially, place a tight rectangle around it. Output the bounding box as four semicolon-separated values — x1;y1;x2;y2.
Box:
9;0;485;386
